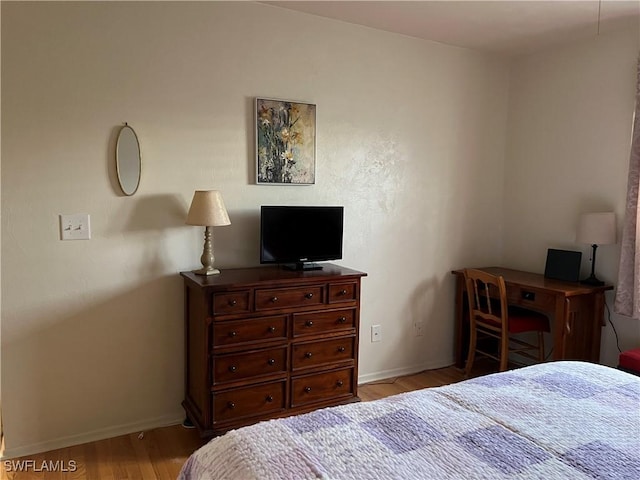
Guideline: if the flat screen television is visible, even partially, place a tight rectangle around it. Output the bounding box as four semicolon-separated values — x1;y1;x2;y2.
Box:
260;206;344;270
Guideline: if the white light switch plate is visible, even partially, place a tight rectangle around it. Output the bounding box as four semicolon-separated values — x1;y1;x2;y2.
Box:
60;214;91;240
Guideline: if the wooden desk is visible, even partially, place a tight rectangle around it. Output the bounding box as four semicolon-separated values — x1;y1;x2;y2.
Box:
452;267;613;368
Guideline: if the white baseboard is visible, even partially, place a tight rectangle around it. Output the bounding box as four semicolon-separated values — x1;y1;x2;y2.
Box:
2;413;184;460
3;359;456;459
358;359;455;385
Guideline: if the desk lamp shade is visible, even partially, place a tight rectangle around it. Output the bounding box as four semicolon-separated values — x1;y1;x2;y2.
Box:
186;190;231;275
576;212;616;286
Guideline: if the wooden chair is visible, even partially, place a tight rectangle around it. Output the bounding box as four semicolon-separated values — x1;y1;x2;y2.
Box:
464;268;550;375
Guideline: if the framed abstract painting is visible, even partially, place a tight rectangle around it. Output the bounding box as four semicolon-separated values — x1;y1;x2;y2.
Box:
255;98;316;185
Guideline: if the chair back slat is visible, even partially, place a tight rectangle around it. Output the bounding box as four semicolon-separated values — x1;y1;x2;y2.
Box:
464;268;508;330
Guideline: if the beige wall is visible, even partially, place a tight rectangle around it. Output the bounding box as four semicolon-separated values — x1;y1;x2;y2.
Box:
503;26;640;365
4;1;636;459
1;2;510;456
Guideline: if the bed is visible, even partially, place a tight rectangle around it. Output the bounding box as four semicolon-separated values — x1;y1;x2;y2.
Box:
179;361;640;479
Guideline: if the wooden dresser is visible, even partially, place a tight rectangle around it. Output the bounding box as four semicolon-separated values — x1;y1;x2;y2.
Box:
181;264;367;437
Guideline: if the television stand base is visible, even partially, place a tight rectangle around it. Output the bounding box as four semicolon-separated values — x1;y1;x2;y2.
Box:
283;262;323;271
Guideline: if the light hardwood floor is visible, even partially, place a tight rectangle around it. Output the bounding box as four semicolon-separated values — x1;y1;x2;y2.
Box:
1;364;490;480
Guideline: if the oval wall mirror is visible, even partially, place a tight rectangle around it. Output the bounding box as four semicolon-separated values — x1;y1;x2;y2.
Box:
116;124;141;196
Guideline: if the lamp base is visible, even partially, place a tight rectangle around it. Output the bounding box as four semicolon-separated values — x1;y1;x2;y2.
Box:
580;275;604;286
194;226;221;275
193;266;221;276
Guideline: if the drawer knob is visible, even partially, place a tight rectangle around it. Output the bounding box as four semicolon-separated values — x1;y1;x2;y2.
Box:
228;331;237;338
227;402;235;409
522;291;536;301
304;386;312;393
339;289;347;295
305;292;314;299
228;299;237;306
337;346;345;353
266;395;273;403
338;316;347;324
305;320;314;327
267;358;276;365
304;352;313;359
268;326;276;333
228;365;237;373
271;296;278;303
336;380;344;387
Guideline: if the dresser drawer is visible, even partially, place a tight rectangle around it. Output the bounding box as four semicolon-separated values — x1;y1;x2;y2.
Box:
292;336;355;371
291;368;354;407
213;347;287;385
255;285;325;311
212;291;251;316
507;287;556;311
214;381;286;423
213;316;287;349
293;308;356;337
328;282;357;303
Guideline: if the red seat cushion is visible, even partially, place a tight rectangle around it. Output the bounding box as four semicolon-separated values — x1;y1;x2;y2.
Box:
507;307;550;334
477;307;549;334
619;348;640;373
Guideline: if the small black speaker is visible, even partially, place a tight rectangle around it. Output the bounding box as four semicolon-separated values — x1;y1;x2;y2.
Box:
544;249;582;282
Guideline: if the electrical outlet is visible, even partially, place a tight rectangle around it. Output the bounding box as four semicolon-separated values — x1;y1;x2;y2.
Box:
415;321;425;337
60;214;91;240
371;324;381;342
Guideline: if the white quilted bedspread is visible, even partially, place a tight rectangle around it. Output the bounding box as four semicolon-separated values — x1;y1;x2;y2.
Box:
179;361;640;479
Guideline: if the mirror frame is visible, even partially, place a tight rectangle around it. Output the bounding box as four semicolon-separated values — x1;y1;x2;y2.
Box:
116;124;141;196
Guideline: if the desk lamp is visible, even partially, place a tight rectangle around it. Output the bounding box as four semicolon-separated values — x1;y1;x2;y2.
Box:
186;190;231;275
576;212;616;286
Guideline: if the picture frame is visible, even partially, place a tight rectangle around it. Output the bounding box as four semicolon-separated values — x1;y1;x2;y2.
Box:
255;98;316;185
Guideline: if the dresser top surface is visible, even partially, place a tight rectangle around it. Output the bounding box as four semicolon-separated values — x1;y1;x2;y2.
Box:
181;263;367;289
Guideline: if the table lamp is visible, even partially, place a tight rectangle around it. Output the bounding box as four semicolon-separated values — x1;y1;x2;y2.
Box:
576;212;616;286
186;190;231;275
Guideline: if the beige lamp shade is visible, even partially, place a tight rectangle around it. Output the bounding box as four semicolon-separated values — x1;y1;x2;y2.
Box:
186;190;231;227
576;212;616;245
